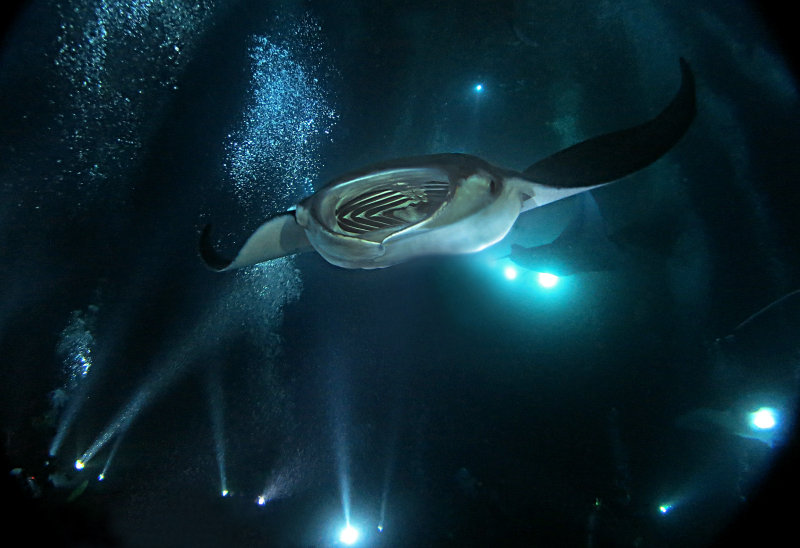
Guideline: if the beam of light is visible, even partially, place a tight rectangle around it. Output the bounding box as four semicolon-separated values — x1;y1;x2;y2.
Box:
98;431;124;481
339;524;359;545
77;340;199;467
377;466;390;533
50;386;88;457
206;366;228;498
328;355;354;529
378;398;402;534
51;410;75;456
259;460;303;506
536;272;560;288
77;384;149;467
50;307;99;457
336;430;352;527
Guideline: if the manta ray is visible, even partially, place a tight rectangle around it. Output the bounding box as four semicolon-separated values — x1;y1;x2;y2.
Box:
508;192;679;276
508;192;626;276
200;58;695;271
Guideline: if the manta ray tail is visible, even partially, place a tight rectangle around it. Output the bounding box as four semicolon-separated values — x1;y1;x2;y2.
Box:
523;58;696;188
199;212;311;271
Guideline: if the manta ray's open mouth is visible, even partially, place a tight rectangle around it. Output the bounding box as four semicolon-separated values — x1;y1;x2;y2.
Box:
335;181;449;235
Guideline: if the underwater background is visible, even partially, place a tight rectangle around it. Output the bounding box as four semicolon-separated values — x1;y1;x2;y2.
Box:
1;1;798;546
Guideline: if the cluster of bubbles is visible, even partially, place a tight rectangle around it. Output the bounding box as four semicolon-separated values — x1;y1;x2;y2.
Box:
224;12;338;214
52;0;217;188
55;306;98;390
221;11;339;344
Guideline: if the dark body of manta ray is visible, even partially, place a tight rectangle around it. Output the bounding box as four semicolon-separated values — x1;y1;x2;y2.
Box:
200;58;695;271
508;192;626;277
508;191;680;276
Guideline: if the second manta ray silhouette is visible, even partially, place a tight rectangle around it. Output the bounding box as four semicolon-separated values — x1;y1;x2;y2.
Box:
201;58;695;271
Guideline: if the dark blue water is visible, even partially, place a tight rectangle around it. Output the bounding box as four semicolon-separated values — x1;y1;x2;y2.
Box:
2;1;798;546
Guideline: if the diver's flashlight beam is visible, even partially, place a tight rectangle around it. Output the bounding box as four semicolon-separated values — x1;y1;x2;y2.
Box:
206;366;228;497
77;385;152;466
78;343;198;466
98;431;124;480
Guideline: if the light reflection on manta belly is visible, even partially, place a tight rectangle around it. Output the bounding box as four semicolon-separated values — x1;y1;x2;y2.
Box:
200;59;695;271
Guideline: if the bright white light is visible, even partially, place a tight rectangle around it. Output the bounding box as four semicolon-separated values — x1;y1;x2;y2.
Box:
659;503;673;514
221;489;229;497
750;407;777;430
257;495;266;506
339;524;359;545
97;473;105;481
377;524;383;532
504;266;518;280
537;272;559;288
74;460;85;470
474;83;483;93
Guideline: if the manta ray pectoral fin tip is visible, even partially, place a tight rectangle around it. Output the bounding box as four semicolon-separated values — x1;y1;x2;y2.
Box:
522;57;696;188
199;224;234;272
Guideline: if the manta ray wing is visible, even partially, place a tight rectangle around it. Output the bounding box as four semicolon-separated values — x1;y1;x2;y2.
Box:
523;58;695;188
199;213;311;272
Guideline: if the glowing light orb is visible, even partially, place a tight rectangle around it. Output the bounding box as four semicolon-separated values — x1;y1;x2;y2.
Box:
74;460;85;470
221;489;229;497
474;83;484;93
339;524;359;545
750;407;777;430
97;473;105;481
257;495;266;506
503;266;518;280
377;524;383;532
659;503;673;514
537;272;559;288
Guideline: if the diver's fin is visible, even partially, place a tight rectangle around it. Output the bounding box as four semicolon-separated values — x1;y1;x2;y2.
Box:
523;58;696;188
199;212;311;271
